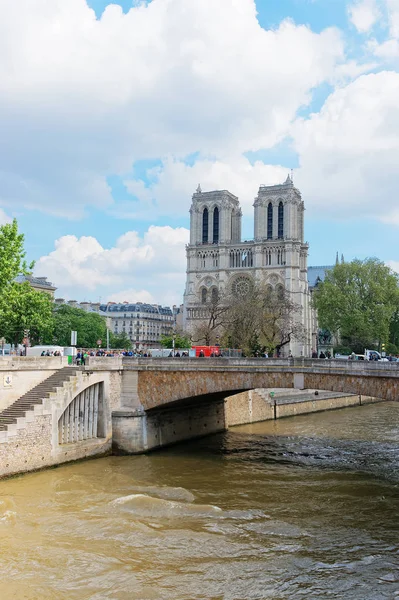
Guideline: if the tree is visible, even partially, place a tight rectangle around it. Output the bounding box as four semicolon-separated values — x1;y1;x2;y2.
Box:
191;291;231;346
160;332;191;349
0;282;54;346
0;219;34;290
51;305;108;348
312;258;399;353
110;332;133;349
258;286;306;355
226;283;306;355
191;282;306;356
0;219;54;347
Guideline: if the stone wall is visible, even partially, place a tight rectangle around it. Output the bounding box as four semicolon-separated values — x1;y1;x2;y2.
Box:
0;356;68;412
225;390;384;427
225;390;273;426
0;368;122;478
0;413;110;479
113;400;226;454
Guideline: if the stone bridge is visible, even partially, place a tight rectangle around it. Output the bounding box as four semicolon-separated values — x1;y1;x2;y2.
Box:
120;357;399;410
0;356;397;477
110;357;399;453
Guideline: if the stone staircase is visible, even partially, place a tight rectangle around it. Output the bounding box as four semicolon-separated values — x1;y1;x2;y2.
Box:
254;388;314;404
0;368;79;435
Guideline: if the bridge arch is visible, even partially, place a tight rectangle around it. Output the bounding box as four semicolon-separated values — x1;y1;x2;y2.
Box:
128;360;399;411
58;382;105;444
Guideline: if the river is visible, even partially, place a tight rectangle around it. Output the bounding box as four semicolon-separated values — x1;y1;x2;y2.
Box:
1;401;399;599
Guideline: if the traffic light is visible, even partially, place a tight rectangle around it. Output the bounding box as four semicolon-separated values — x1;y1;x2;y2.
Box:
381;343;386;357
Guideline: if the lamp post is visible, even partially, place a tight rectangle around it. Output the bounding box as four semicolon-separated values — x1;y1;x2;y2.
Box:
172;331;176;357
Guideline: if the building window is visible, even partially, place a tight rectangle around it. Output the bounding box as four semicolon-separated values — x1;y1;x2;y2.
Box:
213;207;219;243
267;203;273;239
211;287;218;304
201;288;207;304
202;208;209;243
278;202;284;239
276;284;285;299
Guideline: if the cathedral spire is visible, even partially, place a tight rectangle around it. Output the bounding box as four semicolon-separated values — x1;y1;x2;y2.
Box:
196;183;202;194
336;252;339;266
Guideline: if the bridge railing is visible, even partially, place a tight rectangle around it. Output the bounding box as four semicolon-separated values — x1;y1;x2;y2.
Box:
121;356;399;374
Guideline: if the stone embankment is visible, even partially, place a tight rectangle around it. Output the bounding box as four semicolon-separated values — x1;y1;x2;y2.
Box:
0;356;388;478
225;389;381;426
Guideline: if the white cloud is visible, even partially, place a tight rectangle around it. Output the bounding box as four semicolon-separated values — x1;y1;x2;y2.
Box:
0;0;345;218
0;209;12;225
120;155;289;219
387;260;399;276
386;0;399;37
293;71;399;222
348;0;380;33
370;37;399;58
107;289;155;304
35;225;189;304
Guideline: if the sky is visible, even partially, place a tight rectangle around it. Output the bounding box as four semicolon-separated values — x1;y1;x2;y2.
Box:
1;0;399;306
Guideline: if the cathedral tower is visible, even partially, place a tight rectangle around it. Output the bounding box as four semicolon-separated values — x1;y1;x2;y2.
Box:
183;177;314;356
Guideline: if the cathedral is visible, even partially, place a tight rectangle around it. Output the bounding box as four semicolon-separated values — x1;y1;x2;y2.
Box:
182;176;317;356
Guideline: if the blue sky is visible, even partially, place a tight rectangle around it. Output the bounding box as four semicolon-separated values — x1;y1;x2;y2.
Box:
1;0;399;304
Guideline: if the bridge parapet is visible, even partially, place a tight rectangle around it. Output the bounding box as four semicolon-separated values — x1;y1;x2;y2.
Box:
121;357;399;378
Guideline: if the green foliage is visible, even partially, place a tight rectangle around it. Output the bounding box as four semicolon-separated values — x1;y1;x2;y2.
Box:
313;259;399;353
226;283;306;356
386;342;398;356
0;219;53;348
389;308;399;349
110;332;133;349
0;282;54;346
51;305;107;348
333;345;352;356
0;219;34;289
160;333;191;349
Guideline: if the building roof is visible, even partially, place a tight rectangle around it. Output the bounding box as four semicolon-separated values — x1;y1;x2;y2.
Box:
99;303;173;316
307;266;333;288
15;275;56;290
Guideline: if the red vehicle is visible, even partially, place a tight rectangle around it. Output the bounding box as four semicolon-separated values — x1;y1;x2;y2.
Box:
192;345;221;357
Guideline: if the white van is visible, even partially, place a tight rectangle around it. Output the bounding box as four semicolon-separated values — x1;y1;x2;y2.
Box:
364;349;388;361
26;345;64;357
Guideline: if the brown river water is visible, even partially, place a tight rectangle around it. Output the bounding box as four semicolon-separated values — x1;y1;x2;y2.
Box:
1;401;399;599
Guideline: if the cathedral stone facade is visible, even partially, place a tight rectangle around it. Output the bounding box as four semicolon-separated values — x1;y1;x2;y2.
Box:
183;176;317;356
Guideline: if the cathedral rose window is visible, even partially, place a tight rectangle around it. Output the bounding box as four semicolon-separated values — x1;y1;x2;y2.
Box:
232;276;252;298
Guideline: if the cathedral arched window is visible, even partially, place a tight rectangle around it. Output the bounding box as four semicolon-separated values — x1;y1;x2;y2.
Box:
202;208;209;244
265;284;273;299
201;288;207;304
211;287;218;304
278;202;284;239
213;207;219;243
276;284;284;299
267;203;273;239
